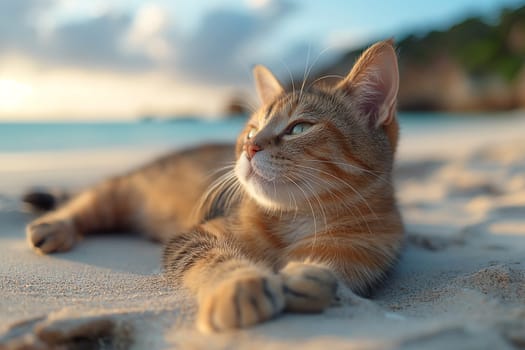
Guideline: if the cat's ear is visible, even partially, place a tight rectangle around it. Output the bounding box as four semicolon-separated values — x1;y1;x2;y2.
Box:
336;39;399;128
253;65;284;104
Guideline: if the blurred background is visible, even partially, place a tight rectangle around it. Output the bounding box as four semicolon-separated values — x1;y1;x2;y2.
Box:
0;0;525;154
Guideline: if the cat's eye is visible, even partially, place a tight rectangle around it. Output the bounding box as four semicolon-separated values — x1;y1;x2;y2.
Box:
288;122;312;136
247;127;257;139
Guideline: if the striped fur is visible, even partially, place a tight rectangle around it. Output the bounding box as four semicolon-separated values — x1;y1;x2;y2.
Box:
26;40;404;331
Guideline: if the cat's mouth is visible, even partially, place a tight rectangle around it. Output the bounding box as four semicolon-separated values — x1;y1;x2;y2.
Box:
235;153;310;210
236;152;305;208
244;154;293;186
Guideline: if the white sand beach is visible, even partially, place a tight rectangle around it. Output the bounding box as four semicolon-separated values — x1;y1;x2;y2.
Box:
1;115;525;349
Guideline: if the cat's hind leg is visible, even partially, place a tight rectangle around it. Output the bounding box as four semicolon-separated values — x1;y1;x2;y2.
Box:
26;176;138;254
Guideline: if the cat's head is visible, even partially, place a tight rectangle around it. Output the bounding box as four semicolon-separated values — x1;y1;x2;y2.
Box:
234;40;399;211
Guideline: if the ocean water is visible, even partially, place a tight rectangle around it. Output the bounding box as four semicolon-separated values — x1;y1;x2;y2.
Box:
0;118;245;153
0;113;522;153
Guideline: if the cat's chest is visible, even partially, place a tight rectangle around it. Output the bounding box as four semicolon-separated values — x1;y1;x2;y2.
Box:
275;215;319;244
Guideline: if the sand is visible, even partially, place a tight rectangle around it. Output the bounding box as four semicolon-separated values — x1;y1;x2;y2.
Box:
1;117;525;349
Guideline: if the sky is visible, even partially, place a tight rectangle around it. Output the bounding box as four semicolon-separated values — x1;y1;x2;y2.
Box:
0;0;523;120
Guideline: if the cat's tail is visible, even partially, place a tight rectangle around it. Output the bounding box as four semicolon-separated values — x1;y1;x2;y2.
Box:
22;188;71;212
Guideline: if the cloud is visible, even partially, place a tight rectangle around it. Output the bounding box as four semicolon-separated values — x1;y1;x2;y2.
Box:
0;0;297;84
0;0;50;28
0;0;51;51
174;9;267;84
0;0;149;70
44;14;151;70
171;0;296;85
124;4;172;62
0;0;336;118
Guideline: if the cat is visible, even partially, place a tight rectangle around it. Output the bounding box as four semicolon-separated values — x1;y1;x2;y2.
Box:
25;40;403;332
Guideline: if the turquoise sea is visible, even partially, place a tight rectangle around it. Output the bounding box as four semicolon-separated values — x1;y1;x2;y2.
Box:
0;113;521;153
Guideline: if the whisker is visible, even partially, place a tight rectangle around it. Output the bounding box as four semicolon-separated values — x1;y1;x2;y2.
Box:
291;168;375;235
299;46;333;100
279;59;296;98
292;164;380;222
192;170;240;223
299;177;329;253
284;175;318;242
205;163;236;178
236;100;258;115
307;74;345;90
299;44;312;102
302;159;391;185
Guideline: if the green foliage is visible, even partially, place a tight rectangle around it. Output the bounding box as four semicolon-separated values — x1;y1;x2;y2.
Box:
397;5;525;82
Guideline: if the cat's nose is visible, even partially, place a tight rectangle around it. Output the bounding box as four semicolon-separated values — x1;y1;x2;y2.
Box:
246;143;262;160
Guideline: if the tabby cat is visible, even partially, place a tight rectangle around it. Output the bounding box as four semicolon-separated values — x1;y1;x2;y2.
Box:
25;40;403;332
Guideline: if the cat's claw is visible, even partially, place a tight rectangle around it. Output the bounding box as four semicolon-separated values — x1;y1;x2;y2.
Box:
197;272;285;332
280;262;338;312
26;217;78;254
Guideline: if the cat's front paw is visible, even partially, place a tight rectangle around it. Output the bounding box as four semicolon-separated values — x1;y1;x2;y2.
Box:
197;271;285;332
26;216;78;254
280;262;338;312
